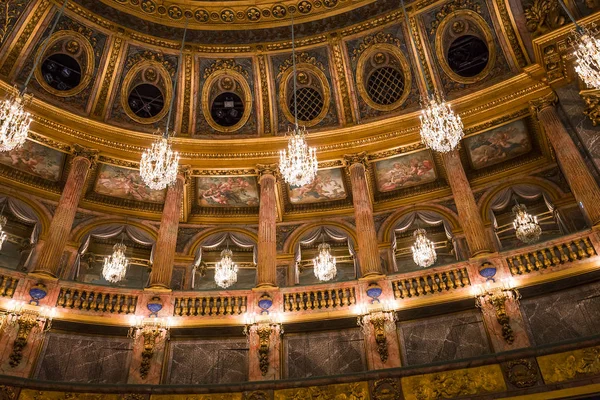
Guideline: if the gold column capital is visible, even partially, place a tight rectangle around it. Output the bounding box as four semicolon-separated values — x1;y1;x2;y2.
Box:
178;165;192;184
256;163;279;181
70;144;99;165
343;152;369;169
529;91;558;113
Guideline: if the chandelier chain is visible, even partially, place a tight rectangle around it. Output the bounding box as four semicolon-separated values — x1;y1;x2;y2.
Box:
291;10;299;129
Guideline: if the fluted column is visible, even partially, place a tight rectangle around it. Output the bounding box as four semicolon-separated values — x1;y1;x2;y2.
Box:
32;147;97;278
344;153;382;278
256;165;278;288
531;92;600;225
441;150;495;257
147;173;186;290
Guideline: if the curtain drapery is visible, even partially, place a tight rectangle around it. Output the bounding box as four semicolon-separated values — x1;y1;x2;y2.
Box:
191;232;257;288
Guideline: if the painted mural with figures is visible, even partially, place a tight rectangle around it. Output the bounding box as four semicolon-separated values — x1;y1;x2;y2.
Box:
94;164;166;203
375;150;436;192
196;176;260;207
289;168;347;204
465;119;532;169
0;140;65;181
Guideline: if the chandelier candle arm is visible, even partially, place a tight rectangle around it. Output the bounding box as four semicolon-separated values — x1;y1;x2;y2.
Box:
139;21;188;190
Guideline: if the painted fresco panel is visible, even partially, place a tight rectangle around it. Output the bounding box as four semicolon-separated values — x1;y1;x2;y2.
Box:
375;150;436;192
465;119;532;169
94;164;165;203
0;140;64;181
196;176;259;207
289;168;346;204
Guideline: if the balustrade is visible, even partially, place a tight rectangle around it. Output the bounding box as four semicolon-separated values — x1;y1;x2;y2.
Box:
506;236;596;275
283;287;356;312
56;287;138;314
174;295;247;316
391;267;470;299
0;274;17;298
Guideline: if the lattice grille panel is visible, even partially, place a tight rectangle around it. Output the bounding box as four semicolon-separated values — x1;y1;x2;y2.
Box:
289;87;324;122
367;66;404;106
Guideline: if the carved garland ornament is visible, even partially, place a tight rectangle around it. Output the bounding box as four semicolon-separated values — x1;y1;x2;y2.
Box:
429;0;482;35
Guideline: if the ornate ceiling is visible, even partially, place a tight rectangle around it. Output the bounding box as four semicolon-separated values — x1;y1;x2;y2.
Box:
0;0;596;222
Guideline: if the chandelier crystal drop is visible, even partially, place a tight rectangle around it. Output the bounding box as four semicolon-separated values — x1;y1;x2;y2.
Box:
419;94;464;153
512;203;542;244
313;242;337;282
140;135;180;191
279;125;318;187
0;94;31;152
102;242;129;283
411;228;437;268
573;27;600;89
214;248;239;289
0;215;7;251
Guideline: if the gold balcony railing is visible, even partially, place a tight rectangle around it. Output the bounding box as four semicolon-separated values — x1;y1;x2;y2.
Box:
0;273;18;298
391;266;470;299
282;287;357;312
506;235;596;275
173;295;248;316
56;287;138;315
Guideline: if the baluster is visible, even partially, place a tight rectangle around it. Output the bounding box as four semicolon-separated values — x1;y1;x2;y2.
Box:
181;297;189;316
57;289;66;307
81;291;89;310
293;293;300;310
524;254;534;273
407;279;416;297
507;257;518;275
436;274;447;291
210;297;218;315
533;251;543;270
241;297;248;313
557;244;569;263
422;276;432;294
584;237;596;256
575;239;586;259
219;297;226;315
174;298;181;316
119;294;126;313
429;275;439;292
567;241;578;261
331;290;338;307
98;293;106;312
0;276;7;297
396;281;406;298
348;288;356;305
392;281;401;299
515;255;526;274
461;267;470;286
325;290;332;308
74;290;82;309
549;246;560;265
541;249;552;269
283;294;289;312
446;272;456;289
129;296;136;314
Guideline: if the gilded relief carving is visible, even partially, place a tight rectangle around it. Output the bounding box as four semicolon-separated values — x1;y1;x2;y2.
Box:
402;365;506;400
0;385;17;400
505;359;539;388
537;346;600;384
274;382;368;400
581;89;600;126
524;0;566;37
0;0;31;48
151;394;242;400
19;389;120;400
372;378;402;400
429;0;482;34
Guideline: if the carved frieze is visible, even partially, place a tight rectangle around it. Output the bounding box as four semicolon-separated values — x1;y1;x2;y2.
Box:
274;382;368;399
537;345;600;384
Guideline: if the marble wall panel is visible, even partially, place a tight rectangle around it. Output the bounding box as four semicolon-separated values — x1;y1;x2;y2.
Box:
34;332;132;384
284;328;366;379
398;310;491;366
521;281;600;346
167;338;249;384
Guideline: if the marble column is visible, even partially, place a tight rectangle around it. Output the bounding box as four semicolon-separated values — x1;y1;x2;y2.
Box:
147;173;186;290
531;92;600;226
344;153;382;278
441;150;496;257
256;165;278;288
32;147;97;278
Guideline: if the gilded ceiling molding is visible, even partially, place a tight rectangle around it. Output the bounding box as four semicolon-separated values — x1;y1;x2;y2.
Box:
463;108;530;135
203;59;248;79
0;0;50;77
192;168;258;176
492;0;529;68
408;16;434;92
367;143;425;161
255;49;273;135
328;33;355;125
91;35;124;119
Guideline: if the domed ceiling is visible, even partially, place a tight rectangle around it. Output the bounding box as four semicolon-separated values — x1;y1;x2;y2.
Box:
0;0;595;223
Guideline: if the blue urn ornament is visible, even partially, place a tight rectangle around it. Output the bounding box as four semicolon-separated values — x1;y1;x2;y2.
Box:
258;293;273;315
147;296;163;317
29;283;47;305
366;283;383;304
478;262;497;281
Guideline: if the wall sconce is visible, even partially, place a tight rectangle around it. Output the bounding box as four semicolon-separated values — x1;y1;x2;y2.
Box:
128;316;171;379
355;300;397;363
474;279;521;344
243;312;283;376
2;300;55;368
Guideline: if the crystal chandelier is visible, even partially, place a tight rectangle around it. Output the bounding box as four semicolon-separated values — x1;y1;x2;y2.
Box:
214;248;239;289
140;135;180;190
313;242;337;282
140;24;188;190
411;228;437;268
512;203;542;244
279;11;318;187
0;0;68;152
419;94;464;153
0;94;31;152
0;215;7;251
103;242;129;283
555;0;600;89
279;125;318;187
